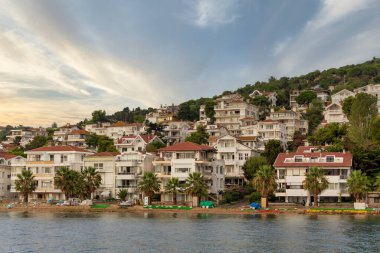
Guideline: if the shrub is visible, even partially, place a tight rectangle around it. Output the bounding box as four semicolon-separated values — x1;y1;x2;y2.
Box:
249;192;261;203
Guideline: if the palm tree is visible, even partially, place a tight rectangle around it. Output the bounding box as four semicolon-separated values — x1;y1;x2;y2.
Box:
82;167;102;199
54;167;81;200
347;170;370;202
185;172;208;207
165;177;181;205
138;171;160;205
252;165;277;208
117;189;128;201
15;170;37;203
303;166;329;207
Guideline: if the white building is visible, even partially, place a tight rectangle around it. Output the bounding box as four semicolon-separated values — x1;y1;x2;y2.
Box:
5;127;47;147
53;123;79;143
12;146;93;201
354;83;380;113
257;120;288;148
106;122;143;140
268;109;308;140
83;152;119;199
116;134;164;153
274;146;352;204
216;135;258;187
162;121;192;144
66;130;89;147
214;93;259;135
331;89;354;104
324;103;349;124
115;152;155;200
249;90;277;107
153;142;225;205
84;122;111;136
0;152;26;199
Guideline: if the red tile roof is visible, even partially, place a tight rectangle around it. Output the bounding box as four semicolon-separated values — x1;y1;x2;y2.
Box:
27;145;92;153
238;136;258;141
90;152;120;157
0;152;18;160
296;146;319;153
68;130;89;135
110;121;142;127
159;142;215;152
274;152;352;167
140;134;158;143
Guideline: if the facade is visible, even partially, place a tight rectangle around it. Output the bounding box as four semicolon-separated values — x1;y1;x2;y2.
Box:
216;135;257;186
115;152;155;200
153;142;225;205
145;104;178;124
66;130;89;147
250;90;277;107
257;120;288;148
331;89;354;104
106;122;143;140
0;152;26;199
83;152;119;199
84;122;111;136
162;121;192;144
214;93;259;135
5;127;47;147
268;109;308;140
324;103;348;124
12;146;93;201
53;124;79;143
273;146;352;204
116;134;164;153
354;83;380;113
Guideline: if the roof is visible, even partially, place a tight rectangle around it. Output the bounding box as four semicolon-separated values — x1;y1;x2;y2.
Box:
89;152;120;157
274;152;352;167
159;142;215;152
259;119;281;123
0;152;18;160
110;121;142;127
238;136;258;141
208;136;218;143
68;129;89;135
140;134;158;143
27;145;92;153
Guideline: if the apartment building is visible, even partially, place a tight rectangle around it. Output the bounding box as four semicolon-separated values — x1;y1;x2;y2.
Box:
116;134;164;153
216;135;258;186
115;152;155;200
106;122;143;140
153;142;224;205
354;83;380;113
249;90;277;107
83;152;119;199
145;104;178;124
66;130;89;147
331;89;354;104
324;103;349;124
162;121;192;144
273;146;352;204
268;109;308;140
214;93;259;135
0;152;26;199
257;120;288;148
5;127;47;147
84;122;111;136
12;146;93;201
53;123;79;143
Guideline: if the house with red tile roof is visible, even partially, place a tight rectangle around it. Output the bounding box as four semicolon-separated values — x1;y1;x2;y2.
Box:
106;122;143;140
1;152;26;199
66;130;90;148
273;147;353;204
116;134;164;153
153;142;224;206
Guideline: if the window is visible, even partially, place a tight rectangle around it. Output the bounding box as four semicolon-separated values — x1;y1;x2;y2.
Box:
94;163;104;170
49;155;54;161
239;154;243;160
295;156;303;162
245;153;249;160
175;168;190;173
374;197;380;203
44;167;51;174
220;166;224;174
326;156;334;162
60;155;68;163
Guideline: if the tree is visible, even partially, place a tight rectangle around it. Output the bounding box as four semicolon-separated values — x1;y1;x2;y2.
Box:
81;167;102;199
308;123;347;146
86;134;117;152
91;110;109;123
138;172;160;205
348;93;378;150
204;101;216;122
185;172;208;206
304;98;324;133
15;170;37;203
51;122;58;129
117;189;128;201
342;96;354;117
25;135;48;150
185;126;209;145
262;140;284;165
295;90;317;105
242;156;268;181
252;165;277;208
303;167;329;207
54;167;82;200
13;136;22;146
347;170;370;202
165;177;181;205
291;130;306;151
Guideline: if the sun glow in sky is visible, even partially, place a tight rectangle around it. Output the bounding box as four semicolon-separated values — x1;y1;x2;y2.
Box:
0;0;379;126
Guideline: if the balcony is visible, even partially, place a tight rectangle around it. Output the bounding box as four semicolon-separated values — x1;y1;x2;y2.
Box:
115;173;137;180
116;185;137;193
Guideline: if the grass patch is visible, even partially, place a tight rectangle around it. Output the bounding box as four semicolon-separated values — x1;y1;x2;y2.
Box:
144;205;192;210
91;204;110;209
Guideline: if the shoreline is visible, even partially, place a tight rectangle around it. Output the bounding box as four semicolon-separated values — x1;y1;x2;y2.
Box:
1;205;379;216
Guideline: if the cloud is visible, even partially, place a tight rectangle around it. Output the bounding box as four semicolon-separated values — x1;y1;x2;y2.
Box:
272;0;380;76
184;0;239;28
273;37;292;56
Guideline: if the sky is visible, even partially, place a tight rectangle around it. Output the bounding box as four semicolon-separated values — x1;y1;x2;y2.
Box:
0;0;380;127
